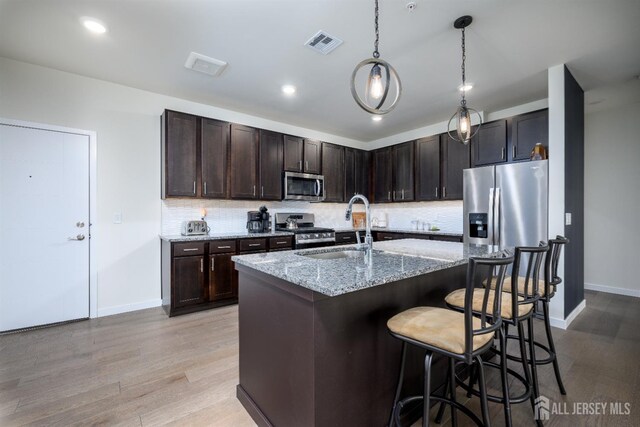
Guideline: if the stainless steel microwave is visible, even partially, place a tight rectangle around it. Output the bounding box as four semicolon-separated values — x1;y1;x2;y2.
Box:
283;172;325;202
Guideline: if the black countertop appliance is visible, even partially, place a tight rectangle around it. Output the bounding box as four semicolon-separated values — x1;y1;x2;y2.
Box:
247;206;270;233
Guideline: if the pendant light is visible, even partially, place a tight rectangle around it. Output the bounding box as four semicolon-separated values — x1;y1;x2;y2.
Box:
350;0;402;115
448;15;482;144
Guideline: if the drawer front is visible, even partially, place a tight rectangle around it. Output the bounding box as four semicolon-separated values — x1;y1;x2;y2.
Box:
269;236;293;251
335;232;357;245
403;233;430;241
239;238;267;253
173;242;205;257
430;235;463;242
376;232;404;241
208;240;237;254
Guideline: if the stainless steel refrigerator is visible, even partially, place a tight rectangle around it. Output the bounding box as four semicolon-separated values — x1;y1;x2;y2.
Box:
463;160;548;248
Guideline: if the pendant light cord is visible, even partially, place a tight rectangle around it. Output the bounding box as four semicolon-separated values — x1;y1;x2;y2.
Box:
373;0;380;59
460;26;467;105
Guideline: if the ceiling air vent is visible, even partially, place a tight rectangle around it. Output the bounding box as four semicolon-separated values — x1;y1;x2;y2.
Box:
305;30;343;55
184;52;227;77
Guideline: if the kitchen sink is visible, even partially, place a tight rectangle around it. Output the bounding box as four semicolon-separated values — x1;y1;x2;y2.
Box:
300;249;366;260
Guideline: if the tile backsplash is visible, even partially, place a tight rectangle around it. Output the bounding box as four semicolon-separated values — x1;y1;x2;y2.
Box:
161;199;463;235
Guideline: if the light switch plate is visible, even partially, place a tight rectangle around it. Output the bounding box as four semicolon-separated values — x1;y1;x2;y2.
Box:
113;212;122;224
565;213;572;226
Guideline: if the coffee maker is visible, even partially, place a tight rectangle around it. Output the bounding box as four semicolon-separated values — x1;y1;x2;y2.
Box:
247;206;270;233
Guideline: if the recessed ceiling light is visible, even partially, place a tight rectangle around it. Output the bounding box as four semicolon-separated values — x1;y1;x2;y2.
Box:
458;83;473;92
81;17;107;34
281;85;296;96
371;116;382;122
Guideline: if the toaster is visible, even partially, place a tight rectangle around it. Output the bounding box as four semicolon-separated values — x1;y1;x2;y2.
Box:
181;220;209;236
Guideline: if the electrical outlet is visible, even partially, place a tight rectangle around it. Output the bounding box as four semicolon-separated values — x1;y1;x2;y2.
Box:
565;213;572;226
113;212;122;224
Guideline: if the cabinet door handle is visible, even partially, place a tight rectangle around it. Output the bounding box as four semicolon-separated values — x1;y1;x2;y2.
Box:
501;147;505;160
435;187;438;198
261;186;264;197
299;160;302;171
388;191;391;200
443;187;447;198
276;241;288;245
183;248;198;252
211;258;215;272
217;245;231;249
402;189;405;200
512;146;516;158
249;243;261;247
200;258;203;273
193;181;196;194
253;185;256;197
393;190;396;200
203;182;207;195
305;160;309;170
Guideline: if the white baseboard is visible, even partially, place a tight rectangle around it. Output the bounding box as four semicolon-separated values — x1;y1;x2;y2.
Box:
548;299;586;330
97;298;162;317
584;282;640;298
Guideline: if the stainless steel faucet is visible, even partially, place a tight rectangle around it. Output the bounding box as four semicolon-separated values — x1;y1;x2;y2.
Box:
345;194;373;263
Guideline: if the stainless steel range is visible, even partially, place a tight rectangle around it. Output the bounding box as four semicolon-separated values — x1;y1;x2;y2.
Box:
274;213;335;249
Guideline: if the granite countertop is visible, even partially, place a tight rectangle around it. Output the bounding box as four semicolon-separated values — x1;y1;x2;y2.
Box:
333;227;463;237
232;239;507;297
160;231;294;242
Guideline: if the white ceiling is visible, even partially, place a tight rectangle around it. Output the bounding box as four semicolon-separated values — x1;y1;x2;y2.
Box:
1;0;639;142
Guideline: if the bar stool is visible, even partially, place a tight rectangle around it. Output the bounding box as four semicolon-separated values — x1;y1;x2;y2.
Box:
504;236;569;395
443;243;549;427
387;252;513;427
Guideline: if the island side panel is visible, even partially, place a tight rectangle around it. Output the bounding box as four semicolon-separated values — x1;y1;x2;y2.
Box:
237;265;317;427
313;264;467;427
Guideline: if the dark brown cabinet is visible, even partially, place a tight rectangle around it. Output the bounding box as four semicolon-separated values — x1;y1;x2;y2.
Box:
322;142;345;202
283;136;321;174
441;132;470;200
415;135;441;201
392;141;415;201
230;124;259;199
201;118;230;198
373;147;393;203
335;232;358;245
259;130;283;200
511;109;548;161
162;110;198;198
472;120;507;166
209;253;235;302
173;255;205;308
345;148;371;200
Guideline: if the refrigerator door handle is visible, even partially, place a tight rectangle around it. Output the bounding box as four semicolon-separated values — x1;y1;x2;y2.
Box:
494;187;501;247
488;188;495;245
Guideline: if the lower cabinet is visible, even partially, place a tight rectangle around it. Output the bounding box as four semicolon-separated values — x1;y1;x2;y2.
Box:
335;232;358;245
162;236;290;317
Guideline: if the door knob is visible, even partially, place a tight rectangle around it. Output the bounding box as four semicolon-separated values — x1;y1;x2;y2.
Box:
69;234;85;241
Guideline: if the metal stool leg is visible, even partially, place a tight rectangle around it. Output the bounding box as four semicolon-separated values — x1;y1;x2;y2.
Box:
543;300;567;395
517;322;537;420
423;351;433;427
449;358;458;427
526;318;544;427
434;375;448;424
499;326;512;427
475;356;491;427
389;342;407;427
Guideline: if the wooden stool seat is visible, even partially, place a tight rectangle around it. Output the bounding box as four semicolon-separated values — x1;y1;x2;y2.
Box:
387;306;494;355
445;289;533;320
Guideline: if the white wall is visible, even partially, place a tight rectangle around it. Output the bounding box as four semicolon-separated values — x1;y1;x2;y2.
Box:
0;57;364;315
584;101;640;296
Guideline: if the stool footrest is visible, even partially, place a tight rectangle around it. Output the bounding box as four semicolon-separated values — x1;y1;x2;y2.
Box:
503;334;556;365
454;360;531;404
394;394;485;427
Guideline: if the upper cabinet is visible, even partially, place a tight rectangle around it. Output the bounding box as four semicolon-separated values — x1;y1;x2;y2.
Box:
259;130;284;200
392;141;415;201
201;118;230;199
229;124;259;199
415;135;441;201
441;133;470;200
511;109;548;161
322;142;345;202
283;136;321;174
373;147;393;203
162;110;199;198
472;120;507;166
345;148;371;200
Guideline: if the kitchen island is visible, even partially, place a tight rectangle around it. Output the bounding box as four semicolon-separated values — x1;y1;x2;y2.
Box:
233;239;501;427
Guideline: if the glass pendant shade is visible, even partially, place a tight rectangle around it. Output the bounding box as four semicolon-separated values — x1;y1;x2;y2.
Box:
456;105;472;143
367;65;384;100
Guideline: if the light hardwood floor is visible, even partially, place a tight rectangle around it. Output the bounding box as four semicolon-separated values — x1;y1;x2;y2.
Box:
1;291;638;426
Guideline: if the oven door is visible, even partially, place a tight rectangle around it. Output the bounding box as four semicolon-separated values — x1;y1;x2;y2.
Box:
295;240;336;250
284;172;325;202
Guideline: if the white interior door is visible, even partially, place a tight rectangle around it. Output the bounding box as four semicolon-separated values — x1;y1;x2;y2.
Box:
0;124;90;332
